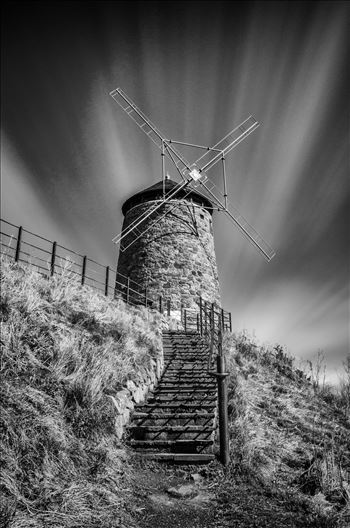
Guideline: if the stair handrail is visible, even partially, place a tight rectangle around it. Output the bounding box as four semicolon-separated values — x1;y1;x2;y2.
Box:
195;296;230;466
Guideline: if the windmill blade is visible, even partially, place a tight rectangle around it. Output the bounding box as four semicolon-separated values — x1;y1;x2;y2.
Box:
113;179;191;246
195;177;275;262
110;88;191;180
194;116;260;173
120;186;202;252
111;88;275;261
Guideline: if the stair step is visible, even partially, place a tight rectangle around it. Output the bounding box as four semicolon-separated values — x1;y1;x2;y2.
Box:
137;452;215;463
130;439;212;447
133;418;215;428
129;424;215;441
128;331;218;461
137;404;216;413
132;412;215;419
137;401;216;407
150;391;216;398
147;397;216;405
154;385;217;391
154;388;217;393
129;425;214;432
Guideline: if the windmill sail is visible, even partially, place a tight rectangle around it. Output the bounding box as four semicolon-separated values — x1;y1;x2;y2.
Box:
110;88;275;262
194;116;260;173
120;185;202;252
113;179;191;247
197;177;275;261
110;88;190;180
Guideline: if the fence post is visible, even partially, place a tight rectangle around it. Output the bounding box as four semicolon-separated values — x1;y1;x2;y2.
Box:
184;309;187;332
216;325;230;466
81;256;87;285
50;241;57;276
204;301;208;334
196;313;199;333
105;266;109;296
15;226;23;262
159;295;163;313
167;299;171;317
126;276;130;304
229;312;232;333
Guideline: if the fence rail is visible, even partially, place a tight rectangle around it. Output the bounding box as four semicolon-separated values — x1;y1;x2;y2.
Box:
0;219;231;322
0;219;167;310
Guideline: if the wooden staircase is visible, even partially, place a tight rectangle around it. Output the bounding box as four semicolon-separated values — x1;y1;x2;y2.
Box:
127;330;217;463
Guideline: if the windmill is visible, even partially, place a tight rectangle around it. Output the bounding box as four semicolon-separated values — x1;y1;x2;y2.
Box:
110;88;275;263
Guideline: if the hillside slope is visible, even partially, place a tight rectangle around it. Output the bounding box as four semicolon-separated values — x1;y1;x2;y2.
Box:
1;257;349;528
0;258;162;527
220;332;350;526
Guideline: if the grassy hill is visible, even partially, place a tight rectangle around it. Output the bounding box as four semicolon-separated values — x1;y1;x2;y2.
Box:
1;257;349;527
0;257;162;527
221;332;350;526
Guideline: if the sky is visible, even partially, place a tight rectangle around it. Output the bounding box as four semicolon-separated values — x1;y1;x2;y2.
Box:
1;1;349;384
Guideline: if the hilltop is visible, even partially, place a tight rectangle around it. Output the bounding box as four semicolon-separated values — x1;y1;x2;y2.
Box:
0;257;349;527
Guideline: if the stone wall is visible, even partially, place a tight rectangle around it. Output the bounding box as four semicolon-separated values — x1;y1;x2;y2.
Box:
109;353;164;439
117;199;221;311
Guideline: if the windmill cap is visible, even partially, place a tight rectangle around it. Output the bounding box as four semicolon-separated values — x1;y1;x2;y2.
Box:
121;178;214;216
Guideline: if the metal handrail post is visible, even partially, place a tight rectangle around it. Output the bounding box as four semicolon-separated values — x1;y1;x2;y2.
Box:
216;324;230;466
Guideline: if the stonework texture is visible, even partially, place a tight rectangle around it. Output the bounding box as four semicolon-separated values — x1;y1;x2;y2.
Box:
116;198;221;311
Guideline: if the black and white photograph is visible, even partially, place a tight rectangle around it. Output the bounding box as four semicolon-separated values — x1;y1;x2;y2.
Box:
1;1;349;527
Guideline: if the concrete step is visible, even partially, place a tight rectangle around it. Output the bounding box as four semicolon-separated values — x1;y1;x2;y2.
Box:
129;439;213;453
136;402;216;413
127;330;217;462
136;452;215;463
129;425;215;433
132;419;216;428
147;396;216;404
132;411;215;422
154;387;217;393
129;425;215;441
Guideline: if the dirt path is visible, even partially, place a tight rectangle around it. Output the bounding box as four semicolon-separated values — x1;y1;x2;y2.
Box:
128;457;220;528
125;456;329;528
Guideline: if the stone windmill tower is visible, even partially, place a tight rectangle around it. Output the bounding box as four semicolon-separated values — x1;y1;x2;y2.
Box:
116;176;220;313
111;88;275;314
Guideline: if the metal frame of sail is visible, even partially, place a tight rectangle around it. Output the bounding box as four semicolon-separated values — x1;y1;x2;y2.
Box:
110;88;275;262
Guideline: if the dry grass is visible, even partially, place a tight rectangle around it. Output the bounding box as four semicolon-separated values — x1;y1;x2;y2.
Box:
0;256;162;527
223;331;350;527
